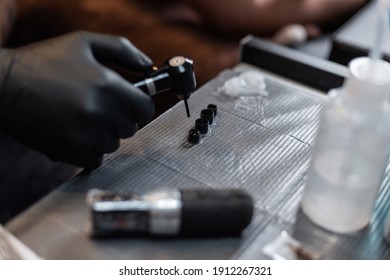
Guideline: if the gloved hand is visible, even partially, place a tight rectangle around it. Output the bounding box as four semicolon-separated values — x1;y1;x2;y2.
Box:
0;31;155;169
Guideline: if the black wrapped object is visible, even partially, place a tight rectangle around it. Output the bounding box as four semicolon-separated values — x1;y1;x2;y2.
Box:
180;189;253;236
87;188;253;237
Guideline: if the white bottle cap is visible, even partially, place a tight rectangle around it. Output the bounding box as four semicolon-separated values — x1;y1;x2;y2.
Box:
345;57;390;104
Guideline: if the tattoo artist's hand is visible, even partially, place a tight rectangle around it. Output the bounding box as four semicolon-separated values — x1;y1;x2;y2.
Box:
0;31;154;169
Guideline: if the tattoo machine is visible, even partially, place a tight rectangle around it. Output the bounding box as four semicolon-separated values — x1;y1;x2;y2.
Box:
86;188;253;237
133;56;196;118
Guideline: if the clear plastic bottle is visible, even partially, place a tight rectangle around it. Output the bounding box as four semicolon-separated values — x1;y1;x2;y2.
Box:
301;57;390;234
384;207;390;243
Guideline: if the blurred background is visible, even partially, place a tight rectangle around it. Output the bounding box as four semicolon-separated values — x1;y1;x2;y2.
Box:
0;0;368;223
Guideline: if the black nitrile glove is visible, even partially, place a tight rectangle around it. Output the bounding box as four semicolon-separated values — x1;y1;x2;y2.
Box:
0;31;155;169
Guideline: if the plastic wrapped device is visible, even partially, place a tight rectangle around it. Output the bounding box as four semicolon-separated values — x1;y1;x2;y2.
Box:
86;188;253;237
301;57;390;234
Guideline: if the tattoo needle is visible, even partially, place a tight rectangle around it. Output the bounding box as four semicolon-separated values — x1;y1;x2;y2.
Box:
184;100;190;118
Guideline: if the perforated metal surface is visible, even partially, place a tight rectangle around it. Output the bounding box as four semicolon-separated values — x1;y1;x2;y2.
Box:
5;64;390;259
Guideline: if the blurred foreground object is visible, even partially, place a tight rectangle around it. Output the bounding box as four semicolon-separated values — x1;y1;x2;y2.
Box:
301;57;390;233
87;188;253;237
0;0;16;46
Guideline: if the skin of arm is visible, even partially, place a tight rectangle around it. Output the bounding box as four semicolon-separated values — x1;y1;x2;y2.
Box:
0;0;16;46
183;0;367;36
